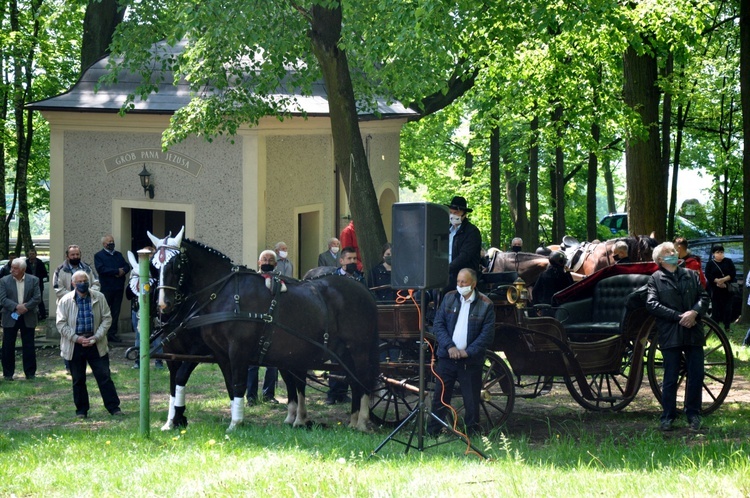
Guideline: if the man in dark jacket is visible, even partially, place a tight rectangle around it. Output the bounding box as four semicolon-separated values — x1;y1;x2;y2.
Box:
94;234;130;343
428;268;495;436
446;196;482;294
646;241;710;432
532;250;573;309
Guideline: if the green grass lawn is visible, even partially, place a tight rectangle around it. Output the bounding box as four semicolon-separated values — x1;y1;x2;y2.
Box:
1;330;749;497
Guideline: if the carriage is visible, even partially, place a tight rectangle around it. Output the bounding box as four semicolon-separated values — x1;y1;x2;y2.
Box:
139;230;734;433
368;262;735;431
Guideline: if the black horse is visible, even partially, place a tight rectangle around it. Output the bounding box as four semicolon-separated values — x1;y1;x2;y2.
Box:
148;229;379;432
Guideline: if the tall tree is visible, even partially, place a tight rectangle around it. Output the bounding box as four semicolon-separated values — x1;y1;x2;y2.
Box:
81;0;124;71
623;44;664;239
741;0;750;322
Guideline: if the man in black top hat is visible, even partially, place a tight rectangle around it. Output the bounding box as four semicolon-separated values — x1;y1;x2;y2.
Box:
445;196;482;293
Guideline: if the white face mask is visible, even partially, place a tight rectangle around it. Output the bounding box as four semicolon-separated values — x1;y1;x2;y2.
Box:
449;214;462;226
457;285;472;297
278;250;288;259
330;247;340;254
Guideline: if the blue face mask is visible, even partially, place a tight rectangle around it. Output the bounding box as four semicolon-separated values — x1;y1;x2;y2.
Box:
75;282;90;294
106;242;115;251
662;255;679;265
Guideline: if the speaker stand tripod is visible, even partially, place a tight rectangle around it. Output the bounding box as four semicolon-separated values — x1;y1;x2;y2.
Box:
371;291;487;458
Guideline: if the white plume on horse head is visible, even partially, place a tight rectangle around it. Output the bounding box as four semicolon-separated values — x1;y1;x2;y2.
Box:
147;226;185;250
149;226;186;269
128;250;156;294
127;251;140;294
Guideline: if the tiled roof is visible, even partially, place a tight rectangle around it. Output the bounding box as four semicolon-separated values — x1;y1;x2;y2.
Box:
28;40;417;119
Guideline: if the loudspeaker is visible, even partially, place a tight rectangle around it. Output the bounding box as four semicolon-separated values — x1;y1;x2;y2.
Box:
391;202;449;290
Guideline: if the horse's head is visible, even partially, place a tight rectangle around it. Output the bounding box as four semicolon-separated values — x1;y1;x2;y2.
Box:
148;227;186;313
635;234;658;263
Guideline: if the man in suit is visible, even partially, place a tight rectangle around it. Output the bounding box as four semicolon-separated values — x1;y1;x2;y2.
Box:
25;248;48;320
317;237;340;267
446;196;482;294
0;258;41;380
94;234;130;343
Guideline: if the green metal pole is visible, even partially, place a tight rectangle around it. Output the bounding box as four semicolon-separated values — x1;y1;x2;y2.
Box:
138;248;152;438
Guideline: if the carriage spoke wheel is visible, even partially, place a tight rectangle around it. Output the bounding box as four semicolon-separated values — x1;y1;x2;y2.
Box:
369;341;429;427
563;338;643;412
647;317;734;415
447;351;516;431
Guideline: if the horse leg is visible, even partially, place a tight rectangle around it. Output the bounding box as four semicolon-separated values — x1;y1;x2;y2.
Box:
293;370;308;428
162;361;195;431
280;369;298;425
225;359;251;432
280;370;309;427
347;373;372;432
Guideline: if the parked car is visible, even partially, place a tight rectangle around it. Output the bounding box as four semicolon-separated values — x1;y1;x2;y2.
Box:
599;212;716;238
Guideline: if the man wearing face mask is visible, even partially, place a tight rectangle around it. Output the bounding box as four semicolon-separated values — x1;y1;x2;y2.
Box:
613;240;631;264
427;268;495;437
53;245;100;302
274;241;294;278
317;237;341;268
57;270;122;418
95;235;130;343
336;246;366;284
509;237;523;253
445;196;482;294
326;246;366;404
246;250;280;405
646;242;709;432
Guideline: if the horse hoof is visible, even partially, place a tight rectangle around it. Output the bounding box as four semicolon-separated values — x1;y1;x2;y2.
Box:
160;421;174;431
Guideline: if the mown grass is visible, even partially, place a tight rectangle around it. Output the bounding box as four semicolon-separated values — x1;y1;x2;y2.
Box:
1;330;749;497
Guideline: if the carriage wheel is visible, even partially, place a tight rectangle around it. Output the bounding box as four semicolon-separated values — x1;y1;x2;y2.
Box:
445;351;516;431
476;351;515;429
563;338;643;412
646;317;734;415
369;341;429;427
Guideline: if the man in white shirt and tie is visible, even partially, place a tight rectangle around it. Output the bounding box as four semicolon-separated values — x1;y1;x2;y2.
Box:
427;268;495;437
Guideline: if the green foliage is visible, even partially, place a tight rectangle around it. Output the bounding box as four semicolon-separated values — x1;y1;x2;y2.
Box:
1;349;749;495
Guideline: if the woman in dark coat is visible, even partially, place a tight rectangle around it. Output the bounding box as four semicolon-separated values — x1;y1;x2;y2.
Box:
369;243;395;302
704;244;736;332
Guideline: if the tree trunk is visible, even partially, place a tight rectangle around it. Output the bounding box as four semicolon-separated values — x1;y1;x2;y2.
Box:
551;105;565;242
9;0;42;256
603;156;616;214
586;121;600;241
0;3;8;257
662;52;675;240
670;102;690;236
623;45;665;239
308;4;386;271
490;126;501;248
528;114;540;248
740;0;750;323
81;0;125;71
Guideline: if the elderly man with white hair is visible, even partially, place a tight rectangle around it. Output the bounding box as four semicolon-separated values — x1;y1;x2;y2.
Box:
646;241;709;432
57;269;122;418
0;258;41;381
613;240;630;264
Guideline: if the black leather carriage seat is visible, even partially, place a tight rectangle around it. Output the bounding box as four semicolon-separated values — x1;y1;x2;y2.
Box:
556;273;651;340
480;271;518;297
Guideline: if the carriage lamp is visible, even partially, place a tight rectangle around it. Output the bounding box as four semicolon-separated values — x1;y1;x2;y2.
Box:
507;277;529;308
139;164;155;199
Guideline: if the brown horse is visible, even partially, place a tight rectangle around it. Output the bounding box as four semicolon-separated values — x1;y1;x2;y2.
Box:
487;251;550;285
549;235;658;276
